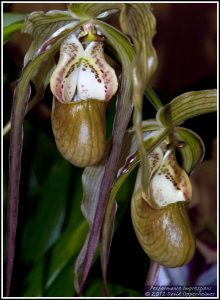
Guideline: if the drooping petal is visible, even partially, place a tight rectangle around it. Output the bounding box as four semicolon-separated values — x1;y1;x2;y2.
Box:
50;33;84;102
77;41;118;101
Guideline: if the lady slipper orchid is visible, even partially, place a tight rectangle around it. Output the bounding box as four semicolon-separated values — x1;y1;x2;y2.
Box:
50;31;118;167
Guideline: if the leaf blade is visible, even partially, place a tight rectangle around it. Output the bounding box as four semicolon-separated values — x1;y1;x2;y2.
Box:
3;12;27;27
3;12;27;44
157;90;217;126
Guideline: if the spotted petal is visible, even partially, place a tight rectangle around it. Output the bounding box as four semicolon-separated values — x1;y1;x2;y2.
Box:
50;33;84;102
148;148;192;208
77;41;118;101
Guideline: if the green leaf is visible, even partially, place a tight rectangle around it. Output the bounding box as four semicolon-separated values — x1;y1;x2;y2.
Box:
22;162;86;296
21;159;72;263
174;127;205;174
44;258;77;297
84;278;141;297
129;119;162;133
4;23;23;45
144;86;163;111
157;89;217;127
3;12;27;27
45;221;88;290
22;221;88;296
22;259;44;296
3;13;27;44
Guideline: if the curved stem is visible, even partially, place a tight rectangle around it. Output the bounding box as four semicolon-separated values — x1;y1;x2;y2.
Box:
145;86;163;111
145;260;160;286
5;83;31;296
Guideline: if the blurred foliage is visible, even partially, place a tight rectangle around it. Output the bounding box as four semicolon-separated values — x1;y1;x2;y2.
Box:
3;13;27;44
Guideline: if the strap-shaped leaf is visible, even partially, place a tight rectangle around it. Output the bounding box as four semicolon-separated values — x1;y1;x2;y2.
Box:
22;221;88;296
21;159;71;264
3;12;27;27
68;3;122;19
144;86;163;111
22;164;87;296
129;119;162;133
174;127;205;174
157;90;217;127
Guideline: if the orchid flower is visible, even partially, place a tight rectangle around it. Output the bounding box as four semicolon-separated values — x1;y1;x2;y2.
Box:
50;30;118;167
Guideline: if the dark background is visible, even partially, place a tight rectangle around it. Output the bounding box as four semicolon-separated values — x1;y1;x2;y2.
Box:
3;3;217;297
